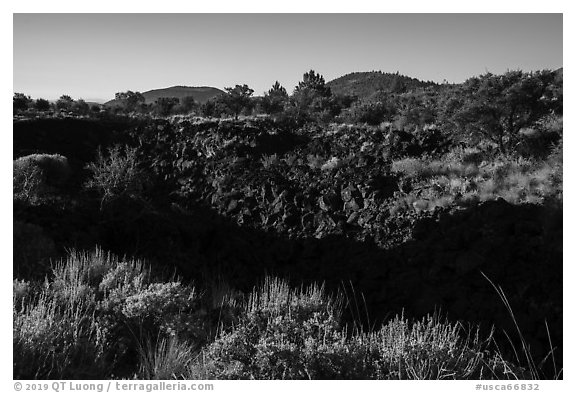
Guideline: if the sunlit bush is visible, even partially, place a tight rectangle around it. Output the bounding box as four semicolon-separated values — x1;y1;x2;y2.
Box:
13;248;202;379
13;153;70;203
189;278;519;379
85;145;148;207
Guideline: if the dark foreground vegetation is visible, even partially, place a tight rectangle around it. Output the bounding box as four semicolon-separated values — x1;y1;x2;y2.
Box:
13;69;562;379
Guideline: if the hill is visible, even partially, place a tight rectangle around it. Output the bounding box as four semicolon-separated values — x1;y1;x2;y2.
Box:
327;71;438;100
105;86;224;106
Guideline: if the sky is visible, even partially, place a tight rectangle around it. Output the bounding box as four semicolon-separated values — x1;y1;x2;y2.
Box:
13;13;562;102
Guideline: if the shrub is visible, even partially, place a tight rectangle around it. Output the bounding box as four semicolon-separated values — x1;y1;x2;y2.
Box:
13;291;105;379
13;249;148;378
13;279;32;310
85;145;148;207
340;101;393;126
122;282;200;338
307;154;325;170
391;158;428;178
321;157;343;172
282;153;299;167
514;115;562;158
13;248;204;379
190;277;342;379
443;147;488;166
15;251;528;380
99;260;149;306
189;277;519;379
260;154;279;169
13;153;70;203
50;248;121;306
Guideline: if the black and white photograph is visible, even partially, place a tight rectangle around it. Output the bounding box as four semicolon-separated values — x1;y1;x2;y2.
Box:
10;7;566;384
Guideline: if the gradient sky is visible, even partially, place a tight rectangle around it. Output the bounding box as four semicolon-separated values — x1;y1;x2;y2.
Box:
13;13;562;102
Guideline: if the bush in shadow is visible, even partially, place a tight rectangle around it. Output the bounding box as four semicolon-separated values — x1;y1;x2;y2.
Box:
13;220;57;278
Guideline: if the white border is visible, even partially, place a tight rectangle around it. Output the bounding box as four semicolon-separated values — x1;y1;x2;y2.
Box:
3;2;572;390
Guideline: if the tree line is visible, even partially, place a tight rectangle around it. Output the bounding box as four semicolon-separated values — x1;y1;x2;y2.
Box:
14;68;562;154
13;94;98;115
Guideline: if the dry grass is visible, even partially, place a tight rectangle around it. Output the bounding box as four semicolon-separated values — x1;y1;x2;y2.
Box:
13;290;102;379
137;336;197;380
390;150;561;215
